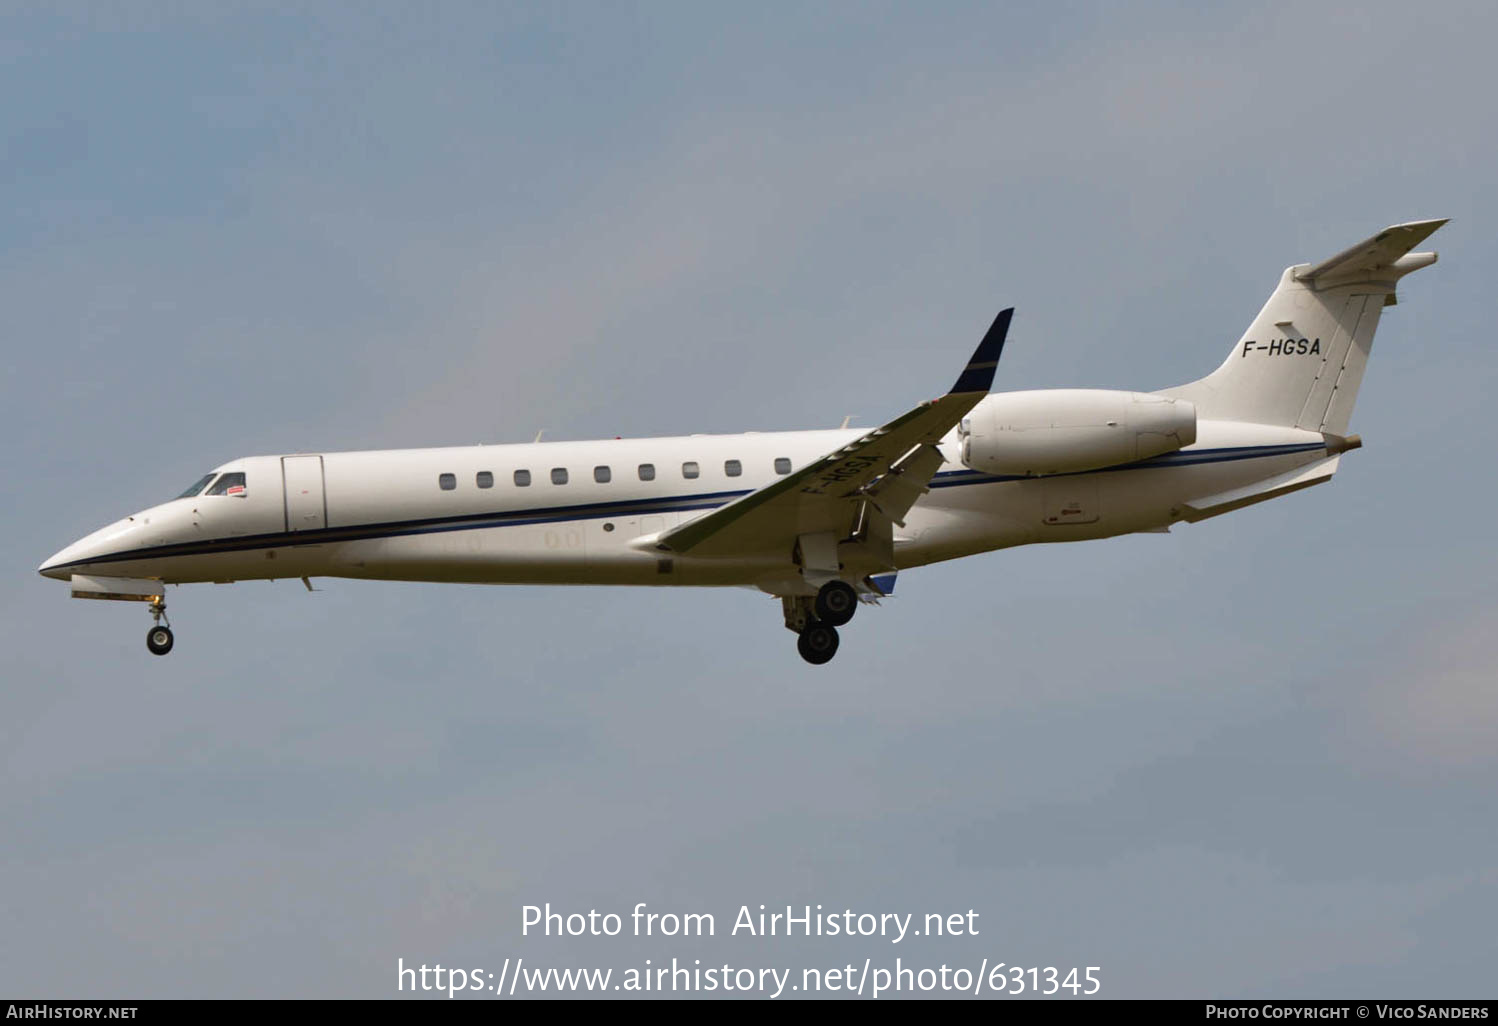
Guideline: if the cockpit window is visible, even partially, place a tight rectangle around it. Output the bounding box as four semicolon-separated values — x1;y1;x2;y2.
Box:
206;471;247;497
175;474;216;499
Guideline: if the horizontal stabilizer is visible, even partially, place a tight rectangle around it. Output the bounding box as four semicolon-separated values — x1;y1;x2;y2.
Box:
1296;219;1447;285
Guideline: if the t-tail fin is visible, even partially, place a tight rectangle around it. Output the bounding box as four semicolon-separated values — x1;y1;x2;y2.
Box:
1161;219;1446;432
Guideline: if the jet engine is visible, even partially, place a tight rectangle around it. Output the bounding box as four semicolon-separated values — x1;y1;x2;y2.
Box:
957;390;1196;476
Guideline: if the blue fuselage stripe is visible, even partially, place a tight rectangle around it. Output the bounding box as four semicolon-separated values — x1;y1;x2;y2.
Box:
927;442;1325;487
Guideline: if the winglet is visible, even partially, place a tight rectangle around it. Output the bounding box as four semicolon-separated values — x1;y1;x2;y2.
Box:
948;307;1012;394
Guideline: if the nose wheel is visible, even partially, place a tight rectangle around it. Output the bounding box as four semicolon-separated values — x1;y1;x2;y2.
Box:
146;624;174;655
145;597;174;656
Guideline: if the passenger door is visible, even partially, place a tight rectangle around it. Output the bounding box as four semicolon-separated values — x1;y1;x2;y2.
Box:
282;455;327;532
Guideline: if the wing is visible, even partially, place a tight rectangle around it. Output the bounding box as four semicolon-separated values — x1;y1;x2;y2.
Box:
653;308;1013;559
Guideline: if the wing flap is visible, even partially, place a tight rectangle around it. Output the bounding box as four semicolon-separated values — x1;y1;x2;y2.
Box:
857;442;945;527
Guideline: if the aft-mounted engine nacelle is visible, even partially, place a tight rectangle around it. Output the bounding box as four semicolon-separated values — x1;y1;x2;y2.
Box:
958;389;1196;476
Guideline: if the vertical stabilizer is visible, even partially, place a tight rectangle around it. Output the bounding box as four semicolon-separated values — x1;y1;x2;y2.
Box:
1161;219;1445;432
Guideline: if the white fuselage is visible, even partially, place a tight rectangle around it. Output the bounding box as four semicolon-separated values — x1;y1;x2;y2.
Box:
38;405;1331;595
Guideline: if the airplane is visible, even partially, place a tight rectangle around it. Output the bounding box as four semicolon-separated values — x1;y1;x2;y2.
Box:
39;219;1445;664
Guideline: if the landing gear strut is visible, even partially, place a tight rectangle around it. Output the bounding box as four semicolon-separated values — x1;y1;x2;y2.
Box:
145;597;174;656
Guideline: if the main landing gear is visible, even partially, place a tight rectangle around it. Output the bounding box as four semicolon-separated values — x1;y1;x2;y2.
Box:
785;580;861;665
814;580;857;627
145;597;174;656
797;621;840;665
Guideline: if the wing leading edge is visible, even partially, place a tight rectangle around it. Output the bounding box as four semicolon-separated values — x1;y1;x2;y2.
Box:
652;308;1013;559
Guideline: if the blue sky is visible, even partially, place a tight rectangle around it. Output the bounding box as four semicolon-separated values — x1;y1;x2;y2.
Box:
3;1;1496;997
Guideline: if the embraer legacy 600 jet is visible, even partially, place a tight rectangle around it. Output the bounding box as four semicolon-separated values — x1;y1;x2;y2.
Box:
40;220;1444;664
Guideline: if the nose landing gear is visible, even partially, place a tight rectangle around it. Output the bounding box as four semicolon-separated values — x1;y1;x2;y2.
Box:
145;598;174;656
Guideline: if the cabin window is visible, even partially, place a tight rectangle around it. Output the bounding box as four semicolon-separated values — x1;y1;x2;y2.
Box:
724;459;742;477
682;461;700;479
551;467;568;485
594;465;611;483
638;463;656;481
438;473;456;491
514;469;531;487
208;471;248;497
175;473;216;500
774;457;792;475
476;471;494;489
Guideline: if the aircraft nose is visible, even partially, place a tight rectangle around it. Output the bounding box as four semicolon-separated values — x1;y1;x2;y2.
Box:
38;542;83;580
38;516;137;581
